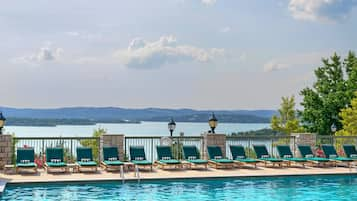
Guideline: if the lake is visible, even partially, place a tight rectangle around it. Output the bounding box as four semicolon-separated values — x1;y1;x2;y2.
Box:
4;121;270;137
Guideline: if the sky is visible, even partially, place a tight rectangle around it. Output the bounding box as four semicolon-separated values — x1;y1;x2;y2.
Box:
1;0;357;110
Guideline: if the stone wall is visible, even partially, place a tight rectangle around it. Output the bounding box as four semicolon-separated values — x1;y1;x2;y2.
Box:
100;134;125;161
0;135;13;169
201;133;226;160
290;133;317;157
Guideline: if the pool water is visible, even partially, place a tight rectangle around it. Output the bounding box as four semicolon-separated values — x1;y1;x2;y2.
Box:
2;175;357;201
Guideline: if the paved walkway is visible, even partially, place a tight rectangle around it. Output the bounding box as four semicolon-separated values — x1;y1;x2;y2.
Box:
1;166;357;184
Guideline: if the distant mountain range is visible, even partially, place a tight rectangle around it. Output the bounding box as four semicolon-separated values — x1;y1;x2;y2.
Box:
0;106;277;126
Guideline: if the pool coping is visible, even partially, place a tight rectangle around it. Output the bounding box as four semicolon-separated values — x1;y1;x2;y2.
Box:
3;171;357;185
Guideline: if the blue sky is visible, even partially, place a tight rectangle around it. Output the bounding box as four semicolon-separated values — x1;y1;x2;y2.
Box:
1;0;357;110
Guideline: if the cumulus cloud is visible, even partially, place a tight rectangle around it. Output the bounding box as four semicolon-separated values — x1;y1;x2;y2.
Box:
263;51;328;72
201;0;217;6
288;0;357;23
114;35;224;69
12;47;63;64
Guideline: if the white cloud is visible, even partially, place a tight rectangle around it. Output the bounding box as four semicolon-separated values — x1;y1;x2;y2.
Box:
263;51;328;72
288;0;357;23
64;31;102;41
114;35;224;69
12;47;63;64
201;0;217;6
219;26;231;33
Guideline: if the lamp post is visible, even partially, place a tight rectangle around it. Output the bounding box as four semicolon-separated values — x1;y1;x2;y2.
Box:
0;112;6;135
331;123;337;136
168;118;176;137
208;112;218;134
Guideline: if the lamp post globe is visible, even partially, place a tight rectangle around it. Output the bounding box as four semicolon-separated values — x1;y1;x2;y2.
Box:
208;112;218;134
168;118;176;137
0;112;6;135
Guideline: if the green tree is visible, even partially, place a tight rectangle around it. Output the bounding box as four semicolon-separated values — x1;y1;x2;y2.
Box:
80;128;106;162
300;52;357;135
336;92;357;136
271;95;303;134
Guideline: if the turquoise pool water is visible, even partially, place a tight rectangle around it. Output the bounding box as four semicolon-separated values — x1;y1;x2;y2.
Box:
2;175;357;201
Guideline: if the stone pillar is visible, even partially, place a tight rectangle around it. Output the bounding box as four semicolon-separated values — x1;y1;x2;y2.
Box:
100;134;125;161
0;135;13;169
290;133;317;157
201;133;226;160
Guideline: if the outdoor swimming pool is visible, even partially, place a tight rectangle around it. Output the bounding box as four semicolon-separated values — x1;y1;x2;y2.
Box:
2;175;357;200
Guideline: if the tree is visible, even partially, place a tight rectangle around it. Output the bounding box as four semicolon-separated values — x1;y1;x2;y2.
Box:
80;128;107;162
271;95;303;134
300;51;357;135
336;92;357;136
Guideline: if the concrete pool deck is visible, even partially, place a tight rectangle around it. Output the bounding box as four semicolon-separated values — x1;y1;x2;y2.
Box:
1;166;357;185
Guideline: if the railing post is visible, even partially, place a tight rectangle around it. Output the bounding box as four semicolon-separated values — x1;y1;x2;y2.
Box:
151;138;154;162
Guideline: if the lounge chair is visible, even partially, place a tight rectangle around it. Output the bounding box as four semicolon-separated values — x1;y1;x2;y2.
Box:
44;147;68;173
76;147;98;172
155;145;182;169
130;146;153;171
229;145;260;168
101;146;124;171
342;144;357;160
207;145;234;169
16;147;37;173
276;145;308;167
253;145;286;167
297;145;331;167
182;145;208;169
321;144;353;168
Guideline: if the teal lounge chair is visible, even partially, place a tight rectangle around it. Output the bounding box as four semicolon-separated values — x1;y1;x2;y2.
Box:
253;145;286;167
321;144;353;168
297;145;331;167
229;145;260;168
207;146;234;169
130;146;153;171
155;145;182;169
76;147;98;172
45;147;68;173
182;145;208;169
276;145;308;167
16;147;37;173
342;144;357;160
101;146;124;171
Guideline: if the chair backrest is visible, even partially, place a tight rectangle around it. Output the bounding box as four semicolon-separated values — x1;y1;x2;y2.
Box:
103;146;119;161
46;147;64;162
321;145;337;158
16;147;35;163
253;145;270;158
76;147;93;161
230;145;246;159
182;145;200;160
343;144;357;157
156;146;173;160
276;145;293;158
298;145;314;157
207;146;223;159
130;146;147;161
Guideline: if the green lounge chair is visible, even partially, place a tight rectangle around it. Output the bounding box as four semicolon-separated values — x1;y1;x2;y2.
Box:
155;145;182;169
343;145;357;160
101;146;124;171
76;147;98;172
182;145;208;169
16;147;37;173
207;145;234;169
297;145;331;167
321;144;353;168
45;147;68;173
229;145;260;168
253;145;286;167
276;145;308;167
130;146;153;171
